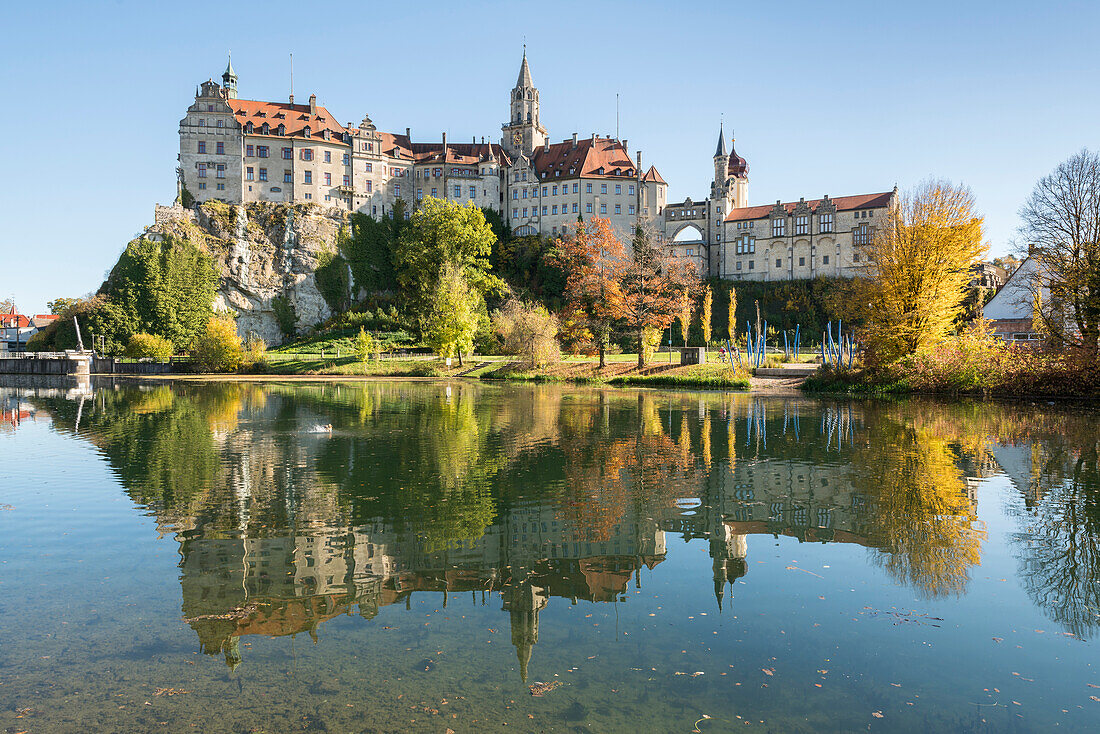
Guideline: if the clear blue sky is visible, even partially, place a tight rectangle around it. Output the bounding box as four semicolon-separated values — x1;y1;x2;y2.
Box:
3;0;1097;314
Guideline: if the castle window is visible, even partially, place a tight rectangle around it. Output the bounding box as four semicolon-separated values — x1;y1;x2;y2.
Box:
365;162;372;172
216;142;224;155
820;213;833;233
259;168;267;181
342;153;350;165
304;171;312;184
262;123;270;135
345;175;351;187
258;146;268;158
513;190;518;200
772;218;786;237
587;203;593;213
573;183;579;193
206;105;213;112
799;257;806;266
197;163;207;178
586;183;593;193
246;145;254;156
216;182;225;190
614;204;621;214
217;119;224;128
216;164;225;179
541;206;547;215
629;205;635;215
366;181;372;192
432;188;437;197
282;148;292;160
246;167;254;181
854;253;861;262
597;167;604;175
522;207;528;217
454;185;461;197
198;182;206;190
284;170;292;183
542;186;548;196
776;259;782;267
245;122;253;134
795;215;808;235
324;172;331;185
601;184;608;194
469;186;476;198
324;151;331;163
301;148;313;161
513;208;519;218
736;261;742;270
552;205;558;214
573;203;578;213
277;124;285;135
823;255;830;264
749;260;755;270
198;119;205;127
304;193;311;200
197;141;206;154
615;184;621;195
417;188;423;200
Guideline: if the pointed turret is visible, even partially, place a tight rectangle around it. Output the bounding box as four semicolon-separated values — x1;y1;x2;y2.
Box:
221;54;238;99
714;123;727;159
516;47;533;88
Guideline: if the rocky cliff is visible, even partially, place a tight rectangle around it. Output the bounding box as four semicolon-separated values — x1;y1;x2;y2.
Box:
149;201;347;345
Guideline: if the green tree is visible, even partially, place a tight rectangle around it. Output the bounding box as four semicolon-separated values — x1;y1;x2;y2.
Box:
315;237;352;313
103;234;218;351
125;333;174;361
423;265;481;366
47;297;80;316
270;295;297;339
191;316;243;372
342;203;407;294
396;198;501;333
354;326;376;362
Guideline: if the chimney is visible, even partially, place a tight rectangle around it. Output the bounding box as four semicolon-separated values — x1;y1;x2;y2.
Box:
543;139;550;152
289;93;294;105
572;133;578;149
622;139;628;151
636;151;642;173
405;127;410;140
591;133;597;142
472;135;476;144
442;132;447;153
309;94;317;115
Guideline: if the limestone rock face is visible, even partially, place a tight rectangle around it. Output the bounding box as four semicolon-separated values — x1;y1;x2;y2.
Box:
150;202;347;345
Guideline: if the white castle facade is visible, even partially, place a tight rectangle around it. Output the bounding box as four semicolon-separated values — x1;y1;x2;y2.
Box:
180;54;894;281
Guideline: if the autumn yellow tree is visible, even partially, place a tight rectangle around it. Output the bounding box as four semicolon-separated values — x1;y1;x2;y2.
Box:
700;285;713;346
727;287;737;341
677;291;694;347
858;180;985;365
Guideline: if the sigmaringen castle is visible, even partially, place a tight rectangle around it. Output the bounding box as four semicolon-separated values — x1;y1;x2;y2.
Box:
180;53;895;282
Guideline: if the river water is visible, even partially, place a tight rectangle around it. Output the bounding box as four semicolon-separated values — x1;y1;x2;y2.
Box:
1;377;1098;732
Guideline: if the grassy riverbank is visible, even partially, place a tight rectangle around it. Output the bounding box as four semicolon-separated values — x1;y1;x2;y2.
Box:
482;360;751;390
802;333;1100;399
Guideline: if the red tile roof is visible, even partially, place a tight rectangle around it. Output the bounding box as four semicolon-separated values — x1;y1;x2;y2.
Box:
375;133;510;166
530;137;637;179
642;165;666;184
232;99;348;141
724;191;894;222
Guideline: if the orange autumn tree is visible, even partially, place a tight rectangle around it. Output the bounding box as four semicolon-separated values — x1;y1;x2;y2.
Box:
622;222;698;366
553;217;628;367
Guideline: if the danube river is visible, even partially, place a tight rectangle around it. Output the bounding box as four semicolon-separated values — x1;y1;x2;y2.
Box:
1;377;1098;732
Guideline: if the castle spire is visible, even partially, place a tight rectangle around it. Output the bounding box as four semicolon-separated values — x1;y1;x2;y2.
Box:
714;122;727;159
222;53;238;99
516;47;533;88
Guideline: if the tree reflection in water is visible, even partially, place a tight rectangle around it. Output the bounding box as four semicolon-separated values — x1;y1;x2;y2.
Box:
19;379;1100;669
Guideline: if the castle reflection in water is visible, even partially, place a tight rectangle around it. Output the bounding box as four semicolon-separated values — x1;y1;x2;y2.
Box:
13;379;1038;676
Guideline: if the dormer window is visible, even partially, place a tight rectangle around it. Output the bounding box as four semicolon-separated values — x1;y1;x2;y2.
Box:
277;124;286;136
323;129;330;140
245;122;253;133
303;125;311;138
597;167;604;174
262;123;270;135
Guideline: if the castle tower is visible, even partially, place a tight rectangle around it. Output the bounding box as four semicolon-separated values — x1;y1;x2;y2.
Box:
501;48;547;158
221;55;238;100
713;123;729;191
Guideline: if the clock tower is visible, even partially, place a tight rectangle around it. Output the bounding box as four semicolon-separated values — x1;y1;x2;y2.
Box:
501;48;547;158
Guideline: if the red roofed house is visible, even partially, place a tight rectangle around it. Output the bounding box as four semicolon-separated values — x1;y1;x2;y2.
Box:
179;53;668;243
1;306;57;352
663;122;897;280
